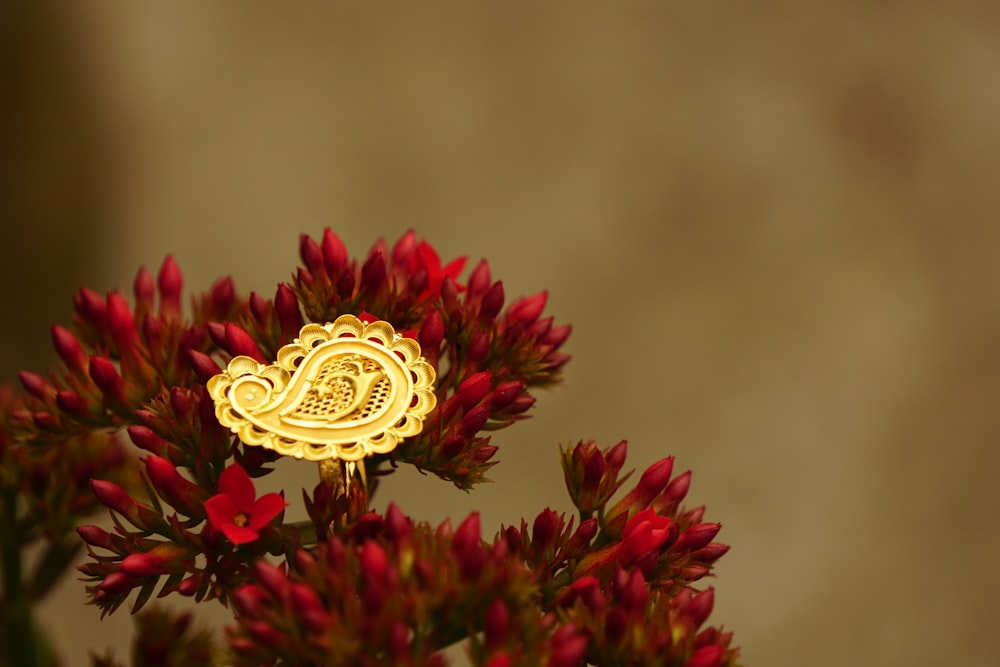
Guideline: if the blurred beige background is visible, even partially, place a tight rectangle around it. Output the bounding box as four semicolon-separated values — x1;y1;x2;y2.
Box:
4;3;1000;665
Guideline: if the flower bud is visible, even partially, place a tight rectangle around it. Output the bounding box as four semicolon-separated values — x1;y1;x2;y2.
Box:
106;292;136;349
531;508;560;553
157;255;183;319
90;479;164;532
484;599;509;649
255;561;289;598
479;281;505;320
144;456;209;518
19;371;54;401
686;588;715;629
89;357;129;409
360;249;387;292
391;229;417;266
544;323;572;348
417;309;444;361
547;626;588;667
674;523;722;552
75;288;107;327
466;259;492;300
98;571;137;595
459;404;490;437
455;372;492;410
187;350;222;383
55;390;90;418
77;524;116;551
133;266;156;312
51;325;89;373
224;324;265;363
274;283;303;339
684;644;725;667
249;292;270;325
606;457;674;523
506;291;547;326
299;234;326;277
322;229;348;276
121;542;190;577
690;543;730;563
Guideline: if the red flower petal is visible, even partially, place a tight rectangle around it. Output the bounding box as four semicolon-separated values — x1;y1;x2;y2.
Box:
217;463;255;510
221;524;261;545
204;494;237;531
247;493;287;531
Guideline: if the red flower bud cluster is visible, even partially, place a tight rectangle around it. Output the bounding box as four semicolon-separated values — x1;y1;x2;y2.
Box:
1;228;744;667
227;504;587;667
557;569;741;667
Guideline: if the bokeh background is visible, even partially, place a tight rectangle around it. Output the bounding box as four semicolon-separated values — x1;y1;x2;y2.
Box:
3;3;1000;665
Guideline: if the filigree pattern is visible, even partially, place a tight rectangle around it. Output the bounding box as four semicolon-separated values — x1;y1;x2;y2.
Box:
207;315;436;461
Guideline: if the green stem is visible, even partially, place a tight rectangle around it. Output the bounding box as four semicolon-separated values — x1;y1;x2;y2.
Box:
1;488;40;667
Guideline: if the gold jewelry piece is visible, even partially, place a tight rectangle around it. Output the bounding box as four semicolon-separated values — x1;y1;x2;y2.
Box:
207;315;436;463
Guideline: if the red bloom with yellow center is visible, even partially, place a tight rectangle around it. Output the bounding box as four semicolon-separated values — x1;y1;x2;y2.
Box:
204;464;287;545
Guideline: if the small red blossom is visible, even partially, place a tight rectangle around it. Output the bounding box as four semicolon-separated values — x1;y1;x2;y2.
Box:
204;464;287;545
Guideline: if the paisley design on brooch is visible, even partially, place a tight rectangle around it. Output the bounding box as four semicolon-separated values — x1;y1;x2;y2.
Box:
207;315;436;461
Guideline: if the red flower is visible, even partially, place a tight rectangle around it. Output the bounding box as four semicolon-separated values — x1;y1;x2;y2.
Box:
204;464;286;545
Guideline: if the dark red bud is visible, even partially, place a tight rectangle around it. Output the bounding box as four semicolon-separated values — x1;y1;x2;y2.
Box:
687;588;715;628
274;284;303;338
360;249;387;292
663;470;692;504
322;229;349;276
506;291;547;326
128;425;171;457
76;288;107;326
479;281;505;320
157;256;183;319
359;541;389;581
441;276;460;303
210;277;236;317
177;576;199;596
170;387;192;418
547;631;589;667
106;292;136;348
531;508;560;551
504;394;536;415
249;292;270;325
187;350;222;383
145;455;208;518
459;404;490;436
225;324;266;363
466;331;490;368
455;371;492;410
142;314;162;350
392;229;417;266
384;503;412;544
299;234;326;276
418;310;444;356
77;524;115;551
488;381;523;411
484;599;509;649
684;644;725;667
466;260;492;299
615;569;648;613
336;269;355;298
674;523;722;552
544;323;572;348
255;561;289;597
89;357;126;403
606;440;628;470
56;390;89;417
133;267;156;311
51;325;89;373
19;371;54;401
472;444;498;462
691;542;730;563
121;543;189;577
98;572;136;595
232;585;267;616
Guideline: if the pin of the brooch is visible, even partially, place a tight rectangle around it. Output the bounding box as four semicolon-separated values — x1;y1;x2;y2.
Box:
207;314;436;491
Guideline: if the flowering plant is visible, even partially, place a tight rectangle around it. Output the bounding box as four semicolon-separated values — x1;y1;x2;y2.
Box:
0;229;743;666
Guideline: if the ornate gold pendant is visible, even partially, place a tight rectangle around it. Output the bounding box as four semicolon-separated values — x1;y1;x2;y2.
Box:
207;315;436;462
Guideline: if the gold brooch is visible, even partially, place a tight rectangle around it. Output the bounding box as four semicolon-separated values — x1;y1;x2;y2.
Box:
207;315;436;470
